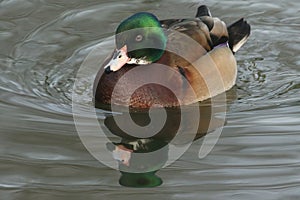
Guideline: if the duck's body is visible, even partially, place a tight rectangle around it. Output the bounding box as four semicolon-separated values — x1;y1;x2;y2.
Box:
94;5;250;108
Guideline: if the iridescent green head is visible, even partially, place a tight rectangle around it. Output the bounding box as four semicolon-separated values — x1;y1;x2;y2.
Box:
104;12;167;74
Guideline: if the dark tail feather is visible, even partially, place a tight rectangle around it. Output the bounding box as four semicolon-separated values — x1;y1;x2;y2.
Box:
196;5;212;17
227;18;251;53
196;5;214;31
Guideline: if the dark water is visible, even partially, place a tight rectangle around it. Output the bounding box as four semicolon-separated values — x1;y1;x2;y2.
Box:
1;0;300;199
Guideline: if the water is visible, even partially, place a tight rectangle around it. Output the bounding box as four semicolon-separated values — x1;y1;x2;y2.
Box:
1;0;300;199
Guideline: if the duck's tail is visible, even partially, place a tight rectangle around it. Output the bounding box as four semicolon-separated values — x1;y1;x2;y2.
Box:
196;5;212;17
227;18;251;53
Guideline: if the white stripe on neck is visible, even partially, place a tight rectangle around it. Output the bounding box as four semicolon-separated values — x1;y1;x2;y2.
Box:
127;57;151;65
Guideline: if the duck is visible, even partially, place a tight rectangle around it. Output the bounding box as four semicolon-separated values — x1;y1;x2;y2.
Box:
94;5;250;108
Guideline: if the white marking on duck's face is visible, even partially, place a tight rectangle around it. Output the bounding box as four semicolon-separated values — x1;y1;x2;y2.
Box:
112;145;133;166
104;45;152;73
104;45;129;73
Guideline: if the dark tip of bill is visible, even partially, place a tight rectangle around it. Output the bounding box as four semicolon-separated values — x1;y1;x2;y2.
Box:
105;66;112;74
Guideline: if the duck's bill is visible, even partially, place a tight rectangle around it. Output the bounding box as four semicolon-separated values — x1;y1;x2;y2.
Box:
104;45;129;74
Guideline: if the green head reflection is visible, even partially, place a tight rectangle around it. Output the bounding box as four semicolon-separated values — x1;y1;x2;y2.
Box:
119;171;162;188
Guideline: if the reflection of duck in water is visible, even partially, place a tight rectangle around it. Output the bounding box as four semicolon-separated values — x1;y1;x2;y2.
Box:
107;139;168;187
95;4;250;187
103;96;231;187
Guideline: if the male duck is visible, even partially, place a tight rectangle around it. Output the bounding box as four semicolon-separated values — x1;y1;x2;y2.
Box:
94;5;250;108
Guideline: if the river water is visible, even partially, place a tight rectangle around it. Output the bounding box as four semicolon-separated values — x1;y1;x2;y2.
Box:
1;0;300;199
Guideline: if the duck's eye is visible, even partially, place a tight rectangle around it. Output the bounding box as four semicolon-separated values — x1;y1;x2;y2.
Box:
135;34;143;42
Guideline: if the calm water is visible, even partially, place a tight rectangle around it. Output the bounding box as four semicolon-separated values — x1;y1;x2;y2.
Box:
1;0;300;199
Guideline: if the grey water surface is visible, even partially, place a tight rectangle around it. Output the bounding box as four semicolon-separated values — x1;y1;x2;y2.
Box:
1;0;300;199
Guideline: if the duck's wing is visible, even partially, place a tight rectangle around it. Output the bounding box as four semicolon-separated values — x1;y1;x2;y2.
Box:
159;9;229;52
156;5;241;104
196;5;229;48
160;18;214;52
196;5;251;53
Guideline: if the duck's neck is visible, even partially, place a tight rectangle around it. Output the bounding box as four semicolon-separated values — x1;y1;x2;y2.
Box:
127;57;152;65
